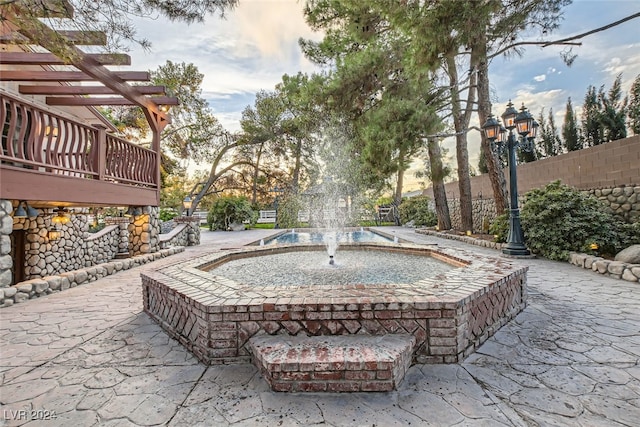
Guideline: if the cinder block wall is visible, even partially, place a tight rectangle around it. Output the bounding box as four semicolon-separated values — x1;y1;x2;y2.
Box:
422;135;640;229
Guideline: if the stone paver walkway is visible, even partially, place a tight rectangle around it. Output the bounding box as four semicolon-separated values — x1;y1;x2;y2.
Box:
1;227;639;426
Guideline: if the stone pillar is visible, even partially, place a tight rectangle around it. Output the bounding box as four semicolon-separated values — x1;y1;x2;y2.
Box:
0;200;14;288
128;206;160;255
105;217;131;258
174;216;201;246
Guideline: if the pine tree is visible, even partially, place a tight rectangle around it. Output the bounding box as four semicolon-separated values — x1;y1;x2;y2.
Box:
547;108;562;155
627;74;640;135
598;74;627;142
562;97;581;151
582;85;604;146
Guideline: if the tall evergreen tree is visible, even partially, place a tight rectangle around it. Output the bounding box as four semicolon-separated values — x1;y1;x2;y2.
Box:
582;85;604;146
628;74;640;135
598;74;627;142
536;108;561;158
547;108;562;156
562;97;581;151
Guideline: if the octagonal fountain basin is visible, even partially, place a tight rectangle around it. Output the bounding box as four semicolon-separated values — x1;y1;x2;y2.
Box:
141;243;528;365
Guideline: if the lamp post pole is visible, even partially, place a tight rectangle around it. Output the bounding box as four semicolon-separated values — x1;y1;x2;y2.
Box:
483;101;537;257
503;127;529;255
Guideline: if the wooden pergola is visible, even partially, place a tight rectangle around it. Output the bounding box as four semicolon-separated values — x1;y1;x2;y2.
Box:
0;1;179;207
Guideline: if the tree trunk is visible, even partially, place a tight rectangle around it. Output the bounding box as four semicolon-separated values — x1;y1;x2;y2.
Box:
292;138;302;194
427;138;451;230
473;31;509;214
446;53;474;231
394;148;405;206
251;145;263;205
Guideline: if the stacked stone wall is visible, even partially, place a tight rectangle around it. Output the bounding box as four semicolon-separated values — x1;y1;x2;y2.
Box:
13;213;122;279
129;206;160;255
1;200;191;292
0;201;12;287
174;216;201;246
0;247;184;307
443;184;639;231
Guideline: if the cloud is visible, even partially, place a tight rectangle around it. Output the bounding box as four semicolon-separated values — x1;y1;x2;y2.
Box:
533;74;546;82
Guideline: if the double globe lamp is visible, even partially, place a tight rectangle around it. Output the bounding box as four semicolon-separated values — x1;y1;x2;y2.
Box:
482;101;538;256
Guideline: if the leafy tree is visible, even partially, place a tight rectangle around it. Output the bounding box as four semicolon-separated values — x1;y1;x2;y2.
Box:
628;74;640;135
562;97;581;151
276;73;323;194
301;0;446;223
2;0;237;53
207;196;255;231
237;90;286;204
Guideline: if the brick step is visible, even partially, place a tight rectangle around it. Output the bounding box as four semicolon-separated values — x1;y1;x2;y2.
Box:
249;334;416;392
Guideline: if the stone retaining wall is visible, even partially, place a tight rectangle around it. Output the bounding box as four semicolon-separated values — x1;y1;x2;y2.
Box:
1;200;200;290
0;247;184;308
443;184;639;231
568;252;640;282
14;214;120;279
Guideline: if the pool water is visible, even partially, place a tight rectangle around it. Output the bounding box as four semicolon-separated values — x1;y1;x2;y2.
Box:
208;249;454;287
263;230;393;245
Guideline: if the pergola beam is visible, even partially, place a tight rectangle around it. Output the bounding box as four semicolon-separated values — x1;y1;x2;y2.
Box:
0;30;106;46
46;96;179;106
0;52;131;66
19;85;167;95
1;71;150;81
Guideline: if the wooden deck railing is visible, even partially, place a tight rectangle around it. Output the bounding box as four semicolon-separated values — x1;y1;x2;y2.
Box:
1;90;158;189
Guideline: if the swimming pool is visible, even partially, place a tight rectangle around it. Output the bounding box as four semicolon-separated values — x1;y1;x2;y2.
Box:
262;229;393;245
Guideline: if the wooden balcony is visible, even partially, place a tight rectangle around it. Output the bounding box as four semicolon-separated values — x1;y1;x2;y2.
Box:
1;90;160;207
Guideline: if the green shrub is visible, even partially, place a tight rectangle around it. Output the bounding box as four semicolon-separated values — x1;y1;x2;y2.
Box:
276;196;303;229
520;181;626;260
207;196;255;230
399;196;437;227
159;208;178;222
488;213;509;243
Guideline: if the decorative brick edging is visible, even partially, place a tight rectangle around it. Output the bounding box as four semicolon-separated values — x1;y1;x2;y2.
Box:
568;252;640;283
0;247;185;308
415;229;505;250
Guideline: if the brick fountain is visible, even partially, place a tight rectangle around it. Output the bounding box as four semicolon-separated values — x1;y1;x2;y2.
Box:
141;242;527;392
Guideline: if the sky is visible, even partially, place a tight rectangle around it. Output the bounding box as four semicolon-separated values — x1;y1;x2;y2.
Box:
126;0;640;191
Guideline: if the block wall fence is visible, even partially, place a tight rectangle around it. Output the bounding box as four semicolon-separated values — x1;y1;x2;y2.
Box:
422;135;640;230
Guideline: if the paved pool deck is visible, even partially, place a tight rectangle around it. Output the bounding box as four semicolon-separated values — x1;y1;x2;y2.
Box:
1;227;638;426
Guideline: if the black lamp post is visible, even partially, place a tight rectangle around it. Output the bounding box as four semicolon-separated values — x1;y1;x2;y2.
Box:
482;101;538;256
183;196;193;216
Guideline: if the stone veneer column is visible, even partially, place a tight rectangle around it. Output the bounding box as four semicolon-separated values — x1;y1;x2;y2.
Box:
105;217;131;258
128;206;160;255
0;200;13;288
173;216;201;246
